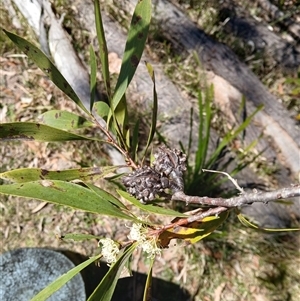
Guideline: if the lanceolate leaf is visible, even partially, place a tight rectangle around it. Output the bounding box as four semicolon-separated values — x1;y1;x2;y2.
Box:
87;243;138;301
143;258;154;301
94;0;111;98
0;166;118;183
131;118;140;162
31;255;101;301
111;0;151;111
60;233;101;241
84;182;128;209
38;110;93;130
2;29;89;114
159;211;229;247
90;45;98;112
143;62;158;158
0;122;98;142
0;180;134;220
117;190;186;217
237;212;300;232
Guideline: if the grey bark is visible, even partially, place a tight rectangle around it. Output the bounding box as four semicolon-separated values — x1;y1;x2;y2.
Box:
219;3;300;71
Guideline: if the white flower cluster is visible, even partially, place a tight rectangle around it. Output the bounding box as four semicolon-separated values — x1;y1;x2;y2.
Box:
128;222;161;258
98;238;120;265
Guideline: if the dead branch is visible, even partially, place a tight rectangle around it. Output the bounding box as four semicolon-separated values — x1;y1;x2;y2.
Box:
172;185;300;208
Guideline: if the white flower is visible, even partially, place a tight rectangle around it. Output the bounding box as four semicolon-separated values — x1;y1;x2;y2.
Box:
140;237;162;258
98;238;120;265
127;222;161;259
127;223;146;241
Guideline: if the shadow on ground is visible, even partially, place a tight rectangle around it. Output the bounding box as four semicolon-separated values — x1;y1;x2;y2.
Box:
62;250;191;301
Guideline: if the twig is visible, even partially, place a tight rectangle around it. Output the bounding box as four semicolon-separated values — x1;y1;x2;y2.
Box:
91;114;137;169
172;185;300;207
202;169;243;193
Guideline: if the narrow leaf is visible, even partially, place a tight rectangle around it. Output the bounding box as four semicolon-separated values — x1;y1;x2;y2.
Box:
38;110;93;130
88;243;138;301
90;45;98;112
60;233;101;241
117;190;186;217
111;0;151;111
143;258;154;301
0;166;118;183
31;255;100;301
143;61;158;158
0;180;135;220
237;213;300;232
0;122;98;142
84;182;128;209
94;0;111;98
131;118;140;162
3;29;89;114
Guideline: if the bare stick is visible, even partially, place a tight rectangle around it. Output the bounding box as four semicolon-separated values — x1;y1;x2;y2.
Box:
202;169;244;193
172;185;300;207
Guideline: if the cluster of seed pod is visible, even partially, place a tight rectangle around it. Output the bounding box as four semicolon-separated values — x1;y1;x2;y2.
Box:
122;147;187;203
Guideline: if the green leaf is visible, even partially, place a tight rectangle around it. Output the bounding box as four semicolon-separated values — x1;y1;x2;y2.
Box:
84;182;128;209
143;258;154;301
206;104;264;169
113;95;129;149
87;243;138;301
143;61;158;159
31;255;101;301
60;233;101;241
237;212;300;232
131;118;140;162
0;122;98;142
2;29;89;114
94;0;111;98
93;101;110;120
38;110;93;130
110;0;151;111
0;166;118;183
0;180;135;220
90;45;98;112
195;85;213;176
117;190;187;217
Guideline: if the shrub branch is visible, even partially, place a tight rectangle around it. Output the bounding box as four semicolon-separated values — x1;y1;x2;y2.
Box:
172;185;300;207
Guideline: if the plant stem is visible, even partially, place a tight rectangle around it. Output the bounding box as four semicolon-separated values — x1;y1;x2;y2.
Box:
172;185;300;207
